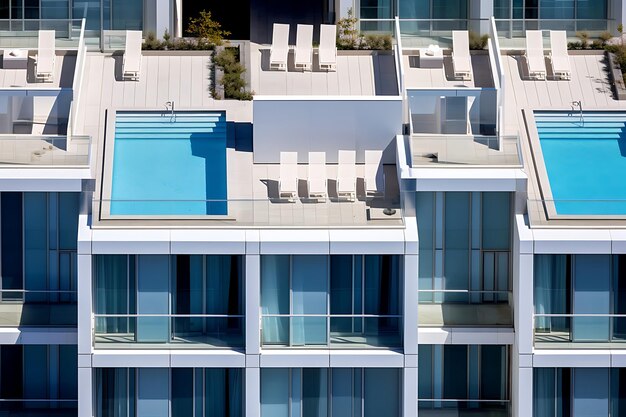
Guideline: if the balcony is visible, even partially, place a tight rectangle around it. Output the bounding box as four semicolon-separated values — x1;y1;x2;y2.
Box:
93;315;244;348
418;400;510;417
0;135;90;166
260;314;402;348
0;290;76;327
534;314;626;348
419;290;513;327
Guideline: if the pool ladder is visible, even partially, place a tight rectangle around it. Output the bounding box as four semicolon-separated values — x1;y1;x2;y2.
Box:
571;100;583;125
164;100;175;122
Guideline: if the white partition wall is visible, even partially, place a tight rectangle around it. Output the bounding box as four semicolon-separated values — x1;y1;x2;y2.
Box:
252;97;403;164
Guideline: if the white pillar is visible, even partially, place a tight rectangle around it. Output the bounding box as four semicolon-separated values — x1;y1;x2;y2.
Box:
78;367;93;417
246;230;261;355
404;251;419;354
77;251;92;355
246;367;261;417
404;366;418;417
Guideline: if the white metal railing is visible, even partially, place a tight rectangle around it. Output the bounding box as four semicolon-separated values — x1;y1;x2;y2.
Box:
70;19;87;137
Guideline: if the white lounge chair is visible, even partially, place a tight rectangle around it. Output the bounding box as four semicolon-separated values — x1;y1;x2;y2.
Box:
319;24;337;72
295;24;313;71
549;30;571;80
337;150;356;202
365;150;385;198
452;31;472;81
123;31;142;81
279;151;298;202
308;152;327;201
35;30;55;82
270;23;290;71
525;30;547;80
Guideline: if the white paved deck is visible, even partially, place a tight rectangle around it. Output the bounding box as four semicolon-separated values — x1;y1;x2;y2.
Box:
249;43;398;96
503;52;626;227
0;53;74;88
403;53;495;89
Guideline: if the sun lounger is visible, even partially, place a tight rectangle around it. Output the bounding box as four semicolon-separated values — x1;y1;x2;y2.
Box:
279;151;298;202
549;30;571;80
365;150;385;198
525;30;547;80
308;152;327;201
319;24;337;72
337;150;356;201
452;31;472;81
35;30;55;82
295;24;313;71
123;31;142;81
270;23;290;71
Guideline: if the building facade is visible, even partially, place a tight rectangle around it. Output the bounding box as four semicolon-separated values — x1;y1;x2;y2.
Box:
0;1;626;417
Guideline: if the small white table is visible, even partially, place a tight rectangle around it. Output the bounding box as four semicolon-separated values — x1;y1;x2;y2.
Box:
419;48;444;69
3;49;28;69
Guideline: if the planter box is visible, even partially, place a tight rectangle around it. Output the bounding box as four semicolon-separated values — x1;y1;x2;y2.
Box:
337;49;393;56
607;51;626;100
141;50;214;56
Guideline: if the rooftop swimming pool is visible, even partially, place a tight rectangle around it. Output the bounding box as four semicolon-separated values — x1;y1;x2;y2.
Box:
109;111;227;216
535;111;626;216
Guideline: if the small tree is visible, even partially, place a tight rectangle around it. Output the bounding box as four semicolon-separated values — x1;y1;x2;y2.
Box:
576;31;589;49
188;10;231;46
337;7;360;49
619;23;624;47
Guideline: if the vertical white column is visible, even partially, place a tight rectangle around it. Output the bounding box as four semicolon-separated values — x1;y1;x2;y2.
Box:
404;364;418;417
78;367;93;417
246;230;261;356
246;367;261;417
513;214;534;417
404;217;419;354
77;251;92;355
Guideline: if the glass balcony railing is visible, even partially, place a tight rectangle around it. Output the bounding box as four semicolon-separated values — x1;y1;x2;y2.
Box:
534;314;626;346
0;19;83;49
418;291;512;327
261;314;402;348
93;198;404;227
0;290;77;327
495;19;612;45
359;18;494;48
418;399;510;417
0;399;77;416
0;135;90;167
93;314;244;348
418;290;511;304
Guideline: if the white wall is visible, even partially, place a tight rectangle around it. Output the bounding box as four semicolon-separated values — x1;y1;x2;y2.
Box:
252;97;403;164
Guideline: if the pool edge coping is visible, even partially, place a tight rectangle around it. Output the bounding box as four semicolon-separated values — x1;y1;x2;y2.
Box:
99;108;230;220
525;107;626;221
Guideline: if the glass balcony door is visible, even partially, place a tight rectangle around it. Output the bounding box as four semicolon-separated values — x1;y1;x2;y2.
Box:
261;255;401;348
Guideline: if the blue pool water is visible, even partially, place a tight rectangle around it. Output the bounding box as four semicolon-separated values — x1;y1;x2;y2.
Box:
110;111;228;215
536;112;626;215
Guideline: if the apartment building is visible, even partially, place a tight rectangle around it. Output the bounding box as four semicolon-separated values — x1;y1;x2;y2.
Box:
0;0;625;416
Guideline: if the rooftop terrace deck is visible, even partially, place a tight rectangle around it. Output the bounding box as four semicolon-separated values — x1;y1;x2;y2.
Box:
503;52;626;227
249;43;399;96
82;52;401;228
0;53;75;88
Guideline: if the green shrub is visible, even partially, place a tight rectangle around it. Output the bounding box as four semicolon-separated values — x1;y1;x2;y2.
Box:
468;31;489;50
363;34;392;50
214;48;253;101
141;30;215;51
599;31;613;45
576;31;589;48
337;7;360;49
